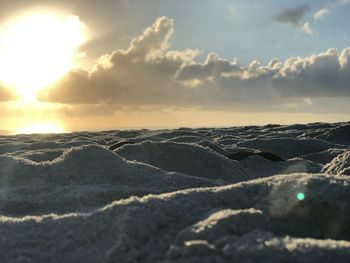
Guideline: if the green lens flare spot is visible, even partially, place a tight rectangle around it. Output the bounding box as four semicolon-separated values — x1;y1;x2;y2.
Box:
296;192;305;201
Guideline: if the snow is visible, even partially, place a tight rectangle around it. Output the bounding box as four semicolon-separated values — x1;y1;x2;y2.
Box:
316;124;350;145
323;150;350;176
0;122;350;262
237;137;342;159
115;141;248;183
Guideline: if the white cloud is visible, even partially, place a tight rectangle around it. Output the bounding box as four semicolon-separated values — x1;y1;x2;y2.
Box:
314;0;350;20
38;17;350;111
301;22;314;35
313;8;330;20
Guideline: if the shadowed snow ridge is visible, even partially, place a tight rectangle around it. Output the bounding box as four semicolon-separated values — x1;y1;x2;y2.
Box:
115;141;248;183
0;145;220;215
0;122;350;262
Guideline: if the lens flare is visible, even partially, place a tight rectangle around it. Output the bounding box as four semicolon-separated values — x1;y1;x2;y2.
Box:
296;192;305;201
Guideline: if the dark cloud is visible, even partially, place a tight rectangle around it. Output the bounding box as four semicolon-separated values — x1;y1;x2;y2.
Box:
38;17;350;111
274;4;310;25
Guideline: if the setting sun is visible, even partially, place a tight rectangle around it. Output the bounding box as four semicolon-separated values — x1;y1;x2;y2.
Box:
0;12;86;100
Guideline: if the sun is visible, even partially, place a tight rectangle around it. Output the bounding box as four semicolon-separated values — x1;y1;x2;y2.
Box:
0;12;86;100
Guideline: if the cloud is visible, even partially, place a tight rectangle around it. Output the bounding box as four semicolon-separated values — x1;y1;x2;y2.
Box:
313;8;330;20
39;17;199;106
313;0;350;20
0;84;17;101
39;17;350;111
336;0;350;6
273;48;350;97
273;4;310;25
301;22;314;35
274;5;313;36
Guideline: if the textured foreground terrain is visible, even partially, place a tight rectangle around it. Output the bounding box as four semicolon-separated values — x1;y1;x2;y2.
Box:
1;122;350;262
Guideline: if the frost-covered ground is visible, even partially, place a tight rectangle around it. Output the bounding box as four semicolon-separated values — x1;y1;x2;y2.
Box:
1;122;350;262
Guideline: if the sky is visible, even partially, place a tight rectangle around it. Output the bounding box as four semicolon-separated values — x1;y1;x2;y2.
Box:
0;0;350;133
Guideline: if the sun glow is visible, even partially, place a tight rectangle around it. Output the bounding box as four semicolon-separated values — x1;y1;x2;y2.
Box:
0;12;86;100
14;122;64;134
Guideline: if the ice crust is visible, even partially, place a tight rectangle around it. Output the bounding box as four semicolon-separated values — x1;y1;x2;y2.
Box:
0;122;350;262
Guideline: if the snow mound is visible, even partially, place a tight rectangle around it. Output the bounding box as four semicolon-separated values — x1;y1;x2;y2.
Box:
1;123;350;262
11;149;65;162
316;124;350;145
240;156;321;178
0;141;60;154
115;141;249;183
167;230;350;263
195;140;232;157
168;135;204;143
215;136;239;146
1;173;349;262
173;208;269;245
301;148;347;165
152;129;204;140
237;138;339;159
323;150;350;176
0;145;218;215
